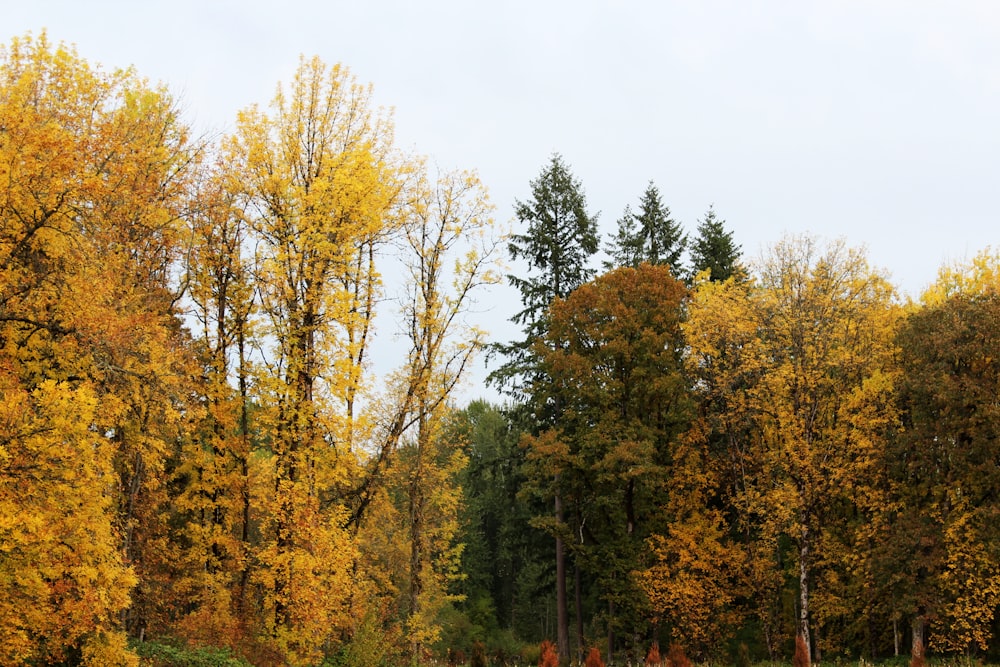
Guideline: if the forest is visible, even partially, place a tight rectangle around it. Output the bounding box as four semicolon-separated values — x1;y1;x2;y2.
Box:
3;32;1000;667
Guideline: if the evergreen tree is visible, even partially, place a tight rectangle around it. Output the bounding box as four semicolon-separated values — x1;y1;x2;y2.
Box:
605;181;685;272
489;154;599;663
689;205;742;282
489;153;600;393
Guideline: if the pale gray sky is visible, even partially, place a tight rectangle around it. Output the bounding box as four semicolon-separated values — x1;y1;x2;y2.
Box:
8;1;1000;399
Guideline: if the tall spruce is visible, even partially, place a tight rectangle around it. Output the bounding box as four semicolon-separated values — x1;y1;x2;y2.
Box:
490;153;599;662
605;181;685;272
490;153;600;394
689;205;742;282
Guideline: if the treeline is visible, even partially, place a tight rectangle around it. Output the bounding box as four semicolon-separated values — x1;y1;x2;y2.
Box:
456;154;1000;666
3;32;1000;667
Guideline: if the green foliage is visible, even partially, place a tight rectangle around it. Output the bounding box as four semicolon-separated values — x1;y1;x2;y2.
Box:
131;639;252;667
490;153;600;394
323;610;400;667
522;264;693;655
688;205;742;282
605;181;686;272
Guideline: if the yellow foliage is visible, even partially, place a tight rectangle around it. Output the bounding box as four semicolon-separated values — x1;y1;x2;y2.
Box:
685;235;900;656
0;372;137;661
921;246;1000;305
80;630;140;667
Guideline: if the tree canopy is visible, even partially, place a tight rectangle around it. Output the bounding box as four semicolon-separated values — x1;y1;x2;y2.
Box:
7;31;1000;667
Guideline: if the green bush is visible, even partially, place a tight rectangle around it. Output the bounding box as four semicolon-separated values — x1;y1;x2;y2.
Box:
130;639;251;667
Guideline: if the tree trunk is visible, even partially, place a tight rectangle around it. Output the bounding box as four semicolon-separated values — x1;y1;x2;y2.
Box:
912;613;926;663
575;560;583;663
555;487;569;663
409;414;427;662
607;599;615;665
799;525;812;667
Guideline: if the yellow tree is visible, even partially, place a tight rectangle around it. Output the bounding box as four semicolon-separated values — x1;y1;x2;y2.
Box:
921;247;1000;306
635;420;745;659
884;253;1000;655
0;32;200;662
685;236;898;662
395;169;501;658
171;161;259;646
227;56;408;664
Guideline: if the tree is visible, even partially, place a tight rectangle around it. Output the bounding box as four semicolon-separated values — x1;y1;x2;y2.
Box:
172;160;258;645
490;153;599;662
491;153;600;395
920;247;1000;306
0;33;200;663
887;289;1000;654
688;205;742;282
684;236;899;662
453;401;553;647
635;420;745;659
605;182;685;272
396;168;502;659
522;264;692;660
227;56;407;664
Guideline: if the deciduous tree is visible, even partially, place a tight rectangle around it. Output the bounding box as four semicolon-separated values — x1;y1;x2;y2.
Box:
523;264;691;659
395;168;501;659
684;236;898;662
0;32;200;662
227;56;406;663
888;287;1000;653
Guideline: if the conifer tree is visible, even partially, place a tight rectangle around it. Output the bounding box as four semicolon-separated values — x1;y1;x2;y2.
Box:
605;181;685;272
490;153;599;395
688;205;742;282
490;153;599;662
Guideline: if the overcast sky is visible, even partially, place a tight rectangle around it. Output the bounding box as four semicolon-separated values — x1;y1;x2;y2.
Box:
8;1;1000;400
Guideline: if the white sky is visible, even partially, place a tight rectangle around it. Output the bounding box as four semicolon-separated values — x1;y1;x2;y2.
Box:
8;1;1000;401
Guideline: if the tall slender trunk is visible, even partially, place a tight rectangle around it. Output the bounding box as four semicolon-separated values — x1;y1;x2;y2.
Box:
409;410;428;662
799;523;812;667
912;612;926;662
555;487;569;663
237;324;252;613
607;599;615;664
574;560;583;663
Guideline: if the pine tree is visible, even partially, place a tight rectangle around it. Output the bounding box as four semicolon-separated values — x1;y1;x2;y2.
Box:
688;205;742;282
605;181;685;272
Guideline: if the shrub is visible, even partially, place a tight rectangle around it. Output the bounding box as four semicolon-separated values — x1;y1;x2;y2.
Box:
666;643;690;667
538;640;558;667
734;642;751;667
472;641;488;667
644;642;661;667
792;635;809;667
584;647;604;667
520;643;541;666
131;638;251;666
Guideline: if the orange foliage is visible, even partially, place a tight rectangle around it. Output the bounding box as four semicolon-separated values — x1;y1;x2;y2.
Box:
645;642;662;667
539;640;559;667
667;643;691;667
793;634;810;667
585;646;605;667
